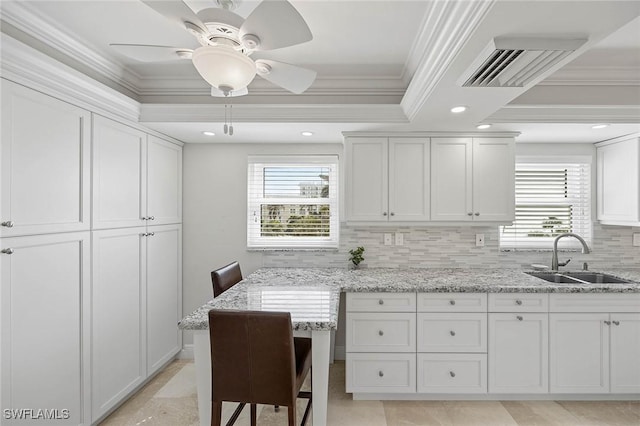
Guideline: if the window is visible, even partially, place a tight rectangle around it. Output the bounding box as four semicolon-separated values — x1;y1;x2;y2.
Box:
247;156;339;249
500;158;591;250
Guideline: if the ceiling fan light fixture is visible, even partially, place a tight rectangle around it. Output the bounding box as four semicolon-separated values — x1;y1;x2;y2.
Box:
192;45;256;91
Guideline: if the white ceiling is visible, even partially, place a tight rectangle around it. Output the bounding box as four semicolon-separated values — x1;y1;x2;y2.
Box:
1;0;639;144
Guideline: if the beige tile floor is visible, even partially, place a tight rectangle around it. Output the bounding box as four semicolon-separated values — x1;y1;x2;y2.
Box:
100;360;640;426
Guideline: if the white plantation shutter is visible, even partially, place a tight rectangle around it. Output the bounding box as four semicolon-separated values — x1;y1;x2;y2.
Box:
500;161;591;249
247;155;339;249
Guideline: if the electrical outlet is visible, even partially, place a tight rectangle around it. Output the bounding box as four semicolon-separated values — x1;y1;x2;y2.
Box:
633;233;640;247
384;233;393;246
395;232;404;246
475;234;485;247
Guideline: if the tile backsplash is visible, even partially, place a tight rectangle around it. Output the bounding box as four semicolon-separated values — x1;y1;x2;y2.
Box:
263;223;640;270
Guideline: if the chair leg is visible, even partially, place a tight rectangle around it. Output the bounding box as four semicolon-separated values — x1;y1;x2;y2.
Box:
288;405;296;426
274;405;280;412
225;403;245;426
211;401;223;426
250;404;257;426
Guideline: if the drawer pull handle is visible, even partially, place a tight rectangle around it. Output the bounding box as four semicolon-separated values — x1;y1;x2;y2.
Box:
449;371;456;378
449;300;456;305
517;315;523;321
515;299;523;305
449;330;456;336
378;330;384;336
383;212;388;216
1;221;14;227
1;248;14;254
604;320;611;325
378;299;384;305
613;320;620;326
378;371;384;377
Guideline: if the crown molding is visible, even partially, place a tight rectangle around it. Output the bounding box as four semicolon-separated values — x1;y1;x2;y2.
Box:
1;34;140;123
0;1;142;95
342;131;520;138
139;103;408;124
540;66;640;86
400;0;496;120
488;105;640;123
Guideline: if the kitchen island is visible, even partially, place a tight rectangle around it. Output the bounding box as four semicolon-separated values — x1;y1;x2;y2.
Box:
180;267;640;425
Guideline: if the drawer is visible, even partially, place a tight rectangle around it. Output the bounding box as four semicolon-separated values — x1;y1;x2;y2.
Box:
418;293;487;312
417;313;487;353
346;353;416;393
347;292;416;313
346;312;416;352
489;293;549;312
550;293;640;313
417;353;487;393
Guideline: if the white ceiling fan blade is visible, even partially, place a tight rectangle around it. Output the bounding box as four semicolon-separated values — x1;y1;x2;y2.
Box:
210;87;249;97
110;44;192;62
141;0;208;34
255;60;316;94
239;0;312;51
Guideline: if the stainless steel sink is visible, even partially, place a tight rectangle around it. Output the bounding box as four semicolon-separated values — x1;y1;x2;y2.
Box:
526;271;632;284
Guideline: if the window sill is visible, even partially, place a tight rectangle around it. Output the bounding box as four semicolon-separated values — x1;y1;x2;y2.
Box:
246;247;340;252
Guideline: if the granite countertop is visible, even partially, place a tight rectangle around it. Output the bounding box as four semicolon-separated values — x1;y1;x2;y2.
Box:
179;267;640;330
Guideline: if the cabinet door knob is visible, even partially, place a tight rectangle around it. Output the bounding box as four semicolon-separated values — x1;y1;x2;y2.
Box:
517;315;523;321
149;216;155;220
467;212;473;216
515;299;523;305
450;330;456;336
378;299;384;305
474;212;480;216
148;232;155;236
390;212;395;216
449;371;456;378
382;212;388;216
142;217;148;220
141;232;148;237
604;320;611;325
1;221;14;227
449;300;456;305
378;371;384;377
1;248;14;254
378;330;384;336
612;320;620;326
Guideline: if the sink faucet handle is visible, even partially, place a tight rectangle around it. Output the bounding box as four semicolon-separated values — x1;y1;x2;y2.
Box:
558;258;571;267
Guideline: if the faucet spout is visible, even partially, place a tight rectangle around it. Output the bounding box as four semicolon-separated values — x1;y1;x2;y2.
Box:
551;233;590;271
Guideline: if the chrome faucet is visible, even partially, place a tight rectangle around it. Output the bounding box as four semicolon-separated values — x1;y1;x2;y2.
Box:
551;233;590;271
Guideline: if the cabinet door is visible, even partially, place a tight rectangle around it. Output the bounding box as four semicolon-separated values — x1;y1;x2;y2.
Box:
610;313;640;393
345;138;388;221
388;138;430;221
1;80;90;237
146;224;182;374
472;138;515;222
147;136;182;225
1;232;91;425
489;313;548;393
92;115;147;229
430;138;472;221
597;139;639;224
92;227;146;421
550;313;609;393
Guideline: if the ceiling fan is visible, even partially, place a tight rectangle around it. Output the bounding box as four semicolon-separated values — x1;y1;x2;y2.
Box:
110;0;316;97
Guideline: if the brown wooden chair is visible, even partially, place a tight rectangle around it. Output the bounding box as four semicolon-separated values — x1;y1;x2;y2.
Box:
211;261;243;298
208;309;312;426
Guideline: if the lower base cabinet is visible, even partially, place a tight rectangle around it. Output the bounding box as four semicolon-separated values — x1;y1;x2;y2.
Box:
418;353;487;393
1;232;91;425
346;353;416;393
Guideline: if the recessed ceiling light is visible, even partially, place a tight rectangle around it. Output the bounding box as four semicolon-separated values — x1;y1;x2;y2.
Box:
591;124;610;129
476;124;491;130
451;106;467;113
301;131;314;136
203;131;216;136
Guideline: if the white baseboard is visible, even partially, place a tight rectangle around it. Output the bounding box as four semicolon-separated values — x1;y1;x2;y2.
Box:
334;345;345;361
178;344;194;360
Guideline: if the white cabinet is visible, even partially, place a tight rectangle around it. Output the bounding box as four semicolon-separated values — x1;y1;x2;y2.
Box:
596;135;640;226
549;293;640;394
489;313;548;393
430;138;514;222
345;137;430;222
92;116;182;230
1;79;91;237
91;224;182;421
417;353;487;393
1;232;91;425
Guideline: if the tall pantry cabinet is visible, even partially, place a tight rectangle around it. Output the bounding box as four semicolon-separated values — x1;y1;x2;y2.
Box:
0;79;183;425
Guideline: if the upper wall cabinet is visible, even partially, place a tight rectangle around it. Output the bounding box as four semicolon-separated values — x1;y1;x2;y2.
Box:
345;137;430;222
1;79;91;237
431;138;515;223
597;135;640;226
92;116;182;230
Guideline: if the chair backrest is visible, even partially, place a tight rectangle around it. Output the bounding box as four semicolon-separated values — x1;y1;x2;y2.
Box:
211;261;242;298
208;309;297;407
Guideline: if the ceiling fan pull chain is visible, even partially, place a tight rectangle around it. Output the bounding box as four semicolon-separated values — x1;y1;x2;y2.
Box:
229;102;234;136
223;103;228;135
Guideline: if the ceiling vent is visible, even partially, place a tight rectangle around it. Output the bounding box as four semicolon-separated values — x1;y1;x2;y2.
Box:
460;37;587;88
